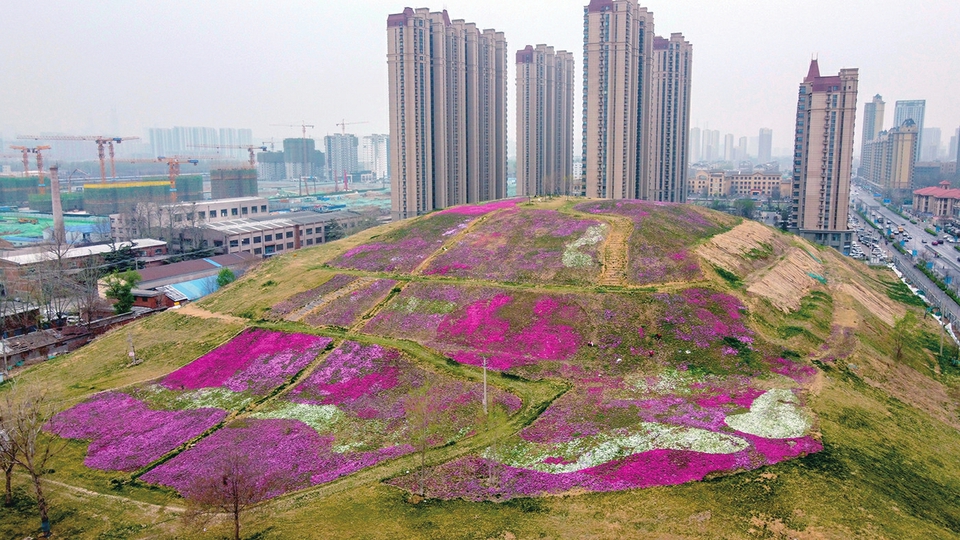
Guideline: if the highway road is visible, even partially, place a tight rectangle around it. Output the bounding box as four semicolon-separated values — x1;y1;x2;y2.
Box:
850;186;960;324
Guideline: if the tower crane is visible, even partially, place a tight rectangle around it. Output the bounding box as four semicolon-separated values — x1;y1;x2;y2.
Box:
121;156;216;203
332;120;368;191
335;119;368;135
270;122;316;196
262;138;278;151
17;135;141;183
9;145;52;195
188;144;268;168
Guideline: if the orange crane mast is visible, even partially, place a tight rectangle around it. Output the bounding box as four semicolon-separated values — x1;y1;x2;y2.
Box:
9;145;52;194
17;135;140;183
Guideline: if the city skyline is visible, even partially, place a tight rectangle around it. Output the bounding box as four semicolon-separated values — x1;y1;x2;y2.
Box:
1;0;958;162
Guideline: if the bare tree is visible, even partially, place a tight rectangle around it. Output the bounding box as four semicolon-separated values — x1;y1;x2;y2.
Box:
72;255;107;324
183;447;278;540
403;382;444;499
0;387;67;536
0;410;17;507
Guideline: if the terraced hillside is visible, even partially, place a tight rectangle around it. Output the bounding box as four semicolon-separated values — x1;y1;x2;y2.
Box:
4;198;960;539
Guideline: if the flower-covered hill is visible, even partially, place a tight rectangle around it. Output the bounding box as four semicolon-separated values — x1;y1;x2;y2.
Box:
11;197;960;538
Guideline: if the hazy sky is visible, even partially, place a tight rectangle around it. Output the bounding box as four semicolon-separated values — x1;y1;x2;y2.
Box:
2;0;959;156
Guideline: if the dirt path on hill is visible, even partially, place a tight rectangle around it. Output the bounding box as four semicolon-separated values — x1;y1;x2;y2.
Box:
177;304;246;324
412;212;496;275
561;205;633;286
19;473;186;513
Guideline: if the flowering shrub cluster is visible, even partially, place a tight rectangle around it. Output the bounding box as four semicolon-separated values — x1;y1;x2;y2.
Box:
329;213;477;272
46;392;226;471
305;279;397;328
269;273;358;318
423;209;605;284
575;200;730;285
161;328;331;395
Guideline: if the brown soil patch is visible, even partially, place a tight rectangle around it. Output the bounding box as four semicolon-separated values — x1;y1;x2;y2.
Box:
746;247;824;312
697;220;784;276
177;304;247;324
838;282;903;327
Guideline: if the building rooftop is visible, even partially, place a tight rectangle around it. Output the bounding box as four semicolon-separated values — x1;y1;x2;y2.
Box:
137;252;256;284
1;239;166;266
202;210;360;235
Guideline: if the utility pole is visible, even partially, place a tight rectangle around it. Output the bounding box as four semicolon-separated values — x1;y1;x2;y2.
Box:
482;355;488;415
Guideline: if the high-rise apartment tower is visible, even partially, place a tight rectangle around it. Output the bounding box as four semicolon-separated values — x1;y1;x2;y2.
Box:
516;45;575;196
325;133;359;187
861;95;884;151
788;60;858;254
387;8;508;221
758;128;773;163
893;100;926;161
581;0;653;199
648;33;692;202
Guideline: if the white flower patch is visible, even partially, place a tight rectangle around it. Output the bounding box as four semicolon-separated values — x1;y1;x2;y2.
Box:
562;224;608;268
724;388;811;439
626;369;710;395
143;385;254;410
251;402;344;433
490;423;749;474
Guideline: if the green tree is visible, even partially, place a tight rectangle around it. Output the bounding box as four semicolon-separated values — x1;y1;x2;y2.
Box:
104;270;141;314
733;198;757;219
325;221;346;242
892;311;918;362
216;267;236;288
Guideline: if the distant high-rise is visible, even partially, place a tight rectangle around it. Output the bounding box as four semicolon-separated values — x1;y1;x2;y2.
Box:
860;94;885;153
387;8;508;221
788;60;858;254
894;100;926;161
283;138;323;181
758;128;773;163
516;44;575;196
861;119;917;192
689;127;701;163
582;0;653;199
737;136;748;161
648;33;692;202
703;129;720;162
325;133;359;186
360;134;390;180
920;127;941;162
723;133;734;162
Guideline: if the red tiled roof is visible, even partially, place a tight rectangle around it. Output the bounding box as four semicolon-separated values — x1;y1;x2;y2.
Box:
913;186;960;199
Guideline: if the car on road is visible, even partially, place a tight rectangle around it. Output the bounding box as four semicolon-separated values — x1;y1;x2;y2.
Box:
922;239;927;244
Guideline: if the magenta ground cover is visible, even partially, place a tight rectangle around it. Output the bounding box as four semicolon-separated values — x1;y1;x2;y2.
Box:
328;212;476;272
437;198;522;215
388;370;821;500
423;209;605;284
286;340;520;424
161;328;331;394
305;278;397;328
141;418;412;498
46;392;226;472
